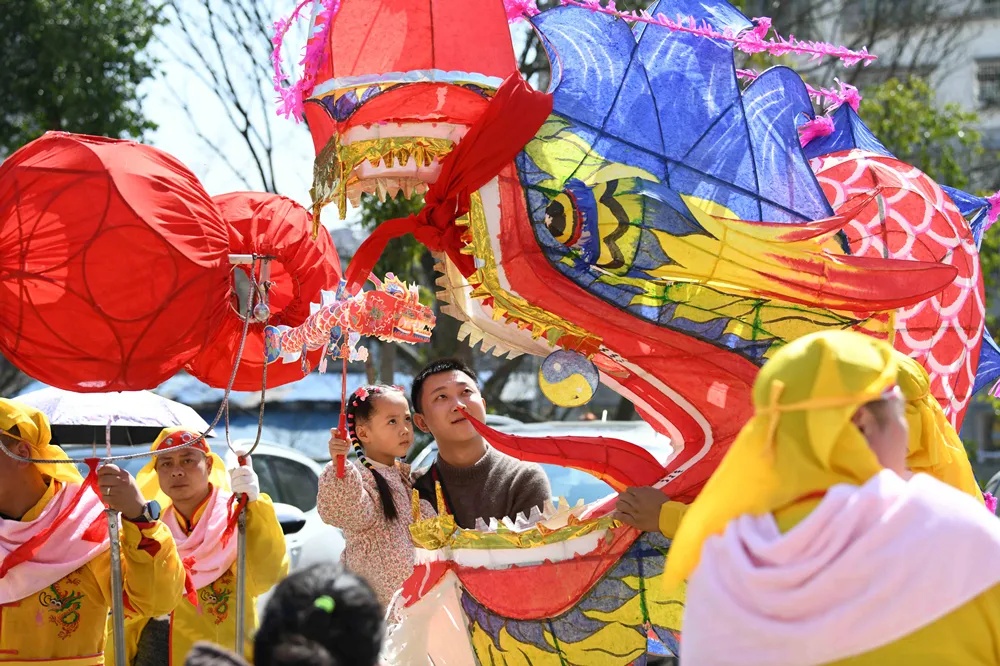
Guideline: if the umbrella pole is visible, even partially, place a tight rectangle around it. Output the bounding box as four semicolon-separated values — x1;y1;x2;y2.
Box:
234;503;248;656
103;421;127;666
107;506;127;666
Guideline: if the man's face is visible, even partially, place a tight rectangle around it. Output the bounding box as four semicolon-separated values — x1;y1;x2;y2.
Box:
155;448;212;504
413;370;487;445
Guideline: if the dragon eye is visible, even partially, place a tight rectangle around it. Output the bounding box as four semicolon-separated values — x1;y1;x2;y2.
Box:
543;178;596;262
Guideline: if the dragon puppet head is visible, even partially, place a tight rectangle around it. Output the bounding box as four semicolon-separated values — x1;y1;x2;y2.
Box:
295;0;989;661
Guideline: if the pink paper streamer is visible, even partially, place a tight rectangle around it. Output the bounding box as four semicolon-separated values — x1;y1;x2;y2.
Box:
504;0;540;22
271;0;340;122
736;69;862;110
798;115;835;147
552;1;876;68
986;493;998;514
986;191;1000;231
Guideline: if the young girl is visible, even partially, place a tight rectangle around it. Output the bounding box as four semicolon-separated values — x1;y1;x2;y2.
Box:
316;384;435;616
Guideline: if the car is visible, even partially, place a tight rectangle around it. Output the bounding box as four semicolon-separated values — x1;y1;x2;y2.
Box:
410;419;674;506
61;439;345;610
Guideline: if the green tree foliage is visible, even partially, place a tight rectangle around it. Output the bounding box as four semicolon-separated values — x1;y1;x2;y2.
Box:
0;0;163;157
859;77;983;190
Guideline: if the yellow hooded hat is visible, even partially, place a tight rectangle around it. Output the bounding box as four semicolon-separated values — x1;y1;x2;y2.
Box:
0;397;84;486
136;427;229;507
663;330;899;588
895;351;983;504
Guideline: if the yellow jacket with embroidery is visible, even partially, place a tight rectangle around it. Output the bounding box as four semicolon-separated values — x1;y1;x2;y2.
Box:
106;494;289;666
0;483;186;666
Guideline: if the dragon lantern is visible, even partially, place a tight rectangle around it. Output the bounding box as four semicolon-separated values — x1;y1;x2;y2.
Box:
270;0;1000;662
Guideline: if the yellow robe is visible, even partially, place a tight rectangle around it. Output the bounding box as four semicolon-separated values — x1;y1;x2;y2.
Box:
777;500;1000;665
0;482;186;666
108;494;289;665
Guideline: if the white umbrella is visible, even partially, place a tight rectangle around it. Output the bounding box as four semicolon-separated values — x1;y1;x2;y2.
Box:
15;387;213;446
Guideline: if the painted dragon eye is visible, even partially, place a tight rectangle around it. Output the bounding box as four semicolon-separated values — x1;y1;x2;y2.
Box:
543;178;596;262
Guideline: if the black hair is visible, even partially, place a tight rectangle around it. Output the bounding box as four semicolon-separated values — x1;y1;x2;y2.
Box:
345;384;407;522
410;358;479;414
254;563;384;666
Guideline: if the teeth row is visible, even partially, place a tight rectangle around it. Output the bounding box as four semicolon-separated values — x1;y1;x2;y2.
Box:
472;497;589;534
347;178;430;207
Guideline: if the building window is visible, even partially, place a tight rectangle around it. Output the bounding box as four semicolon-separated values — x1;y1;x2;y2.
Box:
978;59;1000;109
979;0;1000;19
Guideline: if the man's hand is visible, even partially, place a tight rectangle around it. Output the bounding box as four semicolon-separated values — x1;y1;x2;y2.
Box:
229;454;260;502
328;428;351;461
614;486;669;533
97;464;146;520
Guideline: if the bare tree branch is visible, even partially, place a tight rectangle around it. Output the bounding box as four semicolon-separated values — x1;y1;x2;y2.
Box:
157;0;301;193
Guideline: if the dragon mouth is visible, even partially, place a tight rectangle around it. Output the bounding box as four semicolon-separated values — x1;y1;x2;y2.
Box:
317;122;467;214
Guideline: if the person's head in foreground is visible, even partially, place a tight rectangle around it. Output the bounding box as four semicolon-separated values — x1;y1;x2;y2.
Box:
410;358;487;449
664;330;1000;665
254;562;384;666
0;398;85;517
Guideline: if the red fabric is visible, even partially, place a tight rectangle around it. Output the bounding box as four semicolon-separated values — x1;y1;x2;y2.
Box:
0;132;231;391
186;192;342;390
321;0;515;80
459;408;666;492
343;74;553;293
455;527;640;620
134;530;162;558
81;514;106;543
305;0;516;151
221;493;247;549
0;460;101;578
181;556;200;606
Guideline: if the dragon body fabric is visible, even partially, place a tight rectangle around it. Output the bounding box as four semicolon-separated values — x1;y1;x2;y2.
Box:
295;0;994;663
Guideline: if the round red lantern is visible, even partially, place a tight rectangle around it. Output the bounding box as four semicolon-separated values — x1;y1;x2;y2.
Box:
184;192;342;390
0;132;231;391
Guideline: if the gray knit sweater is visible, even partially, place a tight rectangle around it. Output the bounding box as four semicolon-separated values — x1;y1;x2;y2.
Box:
412;446;552;529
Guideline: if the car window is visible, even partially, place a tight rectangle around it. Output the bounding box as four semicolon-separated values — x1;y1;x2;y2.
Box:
265;456;319;512
251;456;280;504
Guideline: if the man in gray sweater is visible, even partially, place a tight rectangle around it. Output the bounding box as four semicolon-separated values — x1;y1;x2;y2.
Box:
411;359;551;529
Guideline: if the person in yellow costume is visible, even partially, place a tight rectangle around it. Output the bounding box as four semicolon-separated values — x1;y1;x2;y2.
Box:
664;330;1000;665
0;398;186;666
107;428;289;666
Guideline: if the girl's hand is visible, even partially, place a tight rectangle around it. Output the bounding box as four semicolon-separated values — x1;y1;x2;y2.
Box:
328;428;351;460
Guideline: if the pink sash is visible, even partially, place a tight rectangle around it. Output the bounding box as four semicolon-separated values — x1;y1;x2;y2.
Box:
682;471;1000;665
0;482;109;604
164;486;238;591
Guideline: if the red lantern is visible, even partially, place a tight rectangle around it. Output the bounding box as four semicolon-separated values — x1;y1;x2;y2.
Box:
185;192;342;390
0;132;231;391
